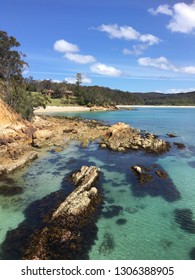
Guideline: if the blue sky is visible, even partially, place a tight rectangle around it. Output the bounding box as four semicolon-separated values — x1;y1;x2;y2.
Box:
1;0;195;93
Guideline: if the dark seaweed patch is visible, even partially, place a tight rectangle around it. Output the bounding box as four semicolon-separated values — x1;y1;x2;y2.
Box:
52;171;62;176
102;205;123;218
188;161;195;168
99;232;115;255
189;248;195;260
125;207;138;214
160;239;173;250
0;186;23;196
106;197;115;204
129;164;181;202
174;209;195;234
116;218;127;225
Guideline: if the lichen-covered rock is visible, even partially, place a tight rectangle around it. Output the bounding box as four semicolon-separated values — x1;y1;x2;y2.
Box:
0;151;38;175
101;122;170;153
23;166;101;260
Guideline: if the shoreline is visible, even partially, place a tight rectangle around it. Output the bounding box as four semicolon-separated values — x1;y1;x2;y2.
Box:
117;105;195;108
34;106;91;113
34;105;195;114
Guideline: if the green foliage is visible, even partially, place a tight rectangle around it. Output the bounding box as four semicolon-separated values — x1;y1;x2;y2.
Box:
11;88;50;121
0;30;28;105
0;30;50;120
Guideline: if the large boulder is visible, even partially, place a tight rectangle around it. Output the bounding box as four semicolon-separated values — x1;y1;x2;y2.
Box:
101;122;170;153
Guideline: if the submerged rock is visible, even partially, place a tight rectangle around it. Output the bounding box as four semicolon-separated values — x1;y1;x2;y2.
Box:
155;170;168;179
167;133;177;138
23;165;101;260
130;164;181;202
173;142;186;149
174;208;195;234
101;122;170;154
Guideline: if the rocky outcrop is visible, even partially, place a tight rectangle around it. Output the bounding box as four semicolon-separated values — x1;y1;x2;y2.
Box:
100;122;170;153
167;133;177;138
0;151;38;175
130;164;181;202
0;99;37;174
90;105;118;111
23;166;101;260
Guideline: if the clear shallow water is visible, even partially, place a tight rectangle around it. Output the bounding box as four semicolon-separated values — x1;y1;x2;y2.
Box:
1;108;195;259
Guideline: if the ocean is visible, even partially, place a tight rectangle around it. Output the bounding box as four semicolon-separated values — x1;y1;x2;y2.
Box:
0;107;195;260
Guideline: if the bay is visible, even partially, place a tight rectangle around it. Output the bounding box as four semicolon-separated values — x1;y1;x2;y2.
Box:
0;107;195;260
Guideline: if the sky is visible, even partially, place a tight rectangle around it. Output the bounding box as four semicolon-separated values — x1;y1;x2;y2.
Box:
1;0;195;93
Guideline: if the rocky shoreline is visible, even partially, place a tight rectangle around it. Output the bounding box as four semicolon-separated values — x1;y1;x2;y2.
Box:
1;111;185;176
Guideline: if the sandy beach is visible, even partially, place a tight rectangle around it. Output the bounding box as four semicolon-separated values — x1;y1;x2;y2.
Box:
35;106;91;114
35;105;195;114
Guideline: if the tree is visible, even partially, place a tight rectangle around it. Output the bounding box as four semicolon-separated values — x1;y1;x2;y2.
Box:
0;30;28;105
74;73;85;104
0;30;50;120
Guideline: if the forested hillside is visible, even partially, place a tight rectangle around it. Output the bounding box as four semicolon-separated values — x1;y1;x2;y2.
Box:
24;78;195;106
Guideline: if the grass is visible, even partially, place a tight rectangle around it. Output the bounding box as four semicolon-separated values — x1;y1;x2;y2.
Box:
31;92;78;107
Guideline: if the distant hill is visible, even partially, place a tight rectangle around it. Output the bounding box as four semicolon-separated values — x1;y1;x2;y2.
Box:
24;79;195;106
78;85;195;106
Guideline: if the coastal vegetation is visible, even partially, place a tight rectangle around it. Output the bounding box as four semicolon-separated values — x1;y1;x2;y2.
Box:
0;30;49;120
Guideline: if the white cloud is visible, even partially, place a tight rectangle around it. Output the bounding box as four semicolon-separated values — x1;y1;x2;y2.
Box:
52;79;62;83
148;5;173;16
64;53;96;64
167;2;195;33
54;39;79;53
138;56;177;71
98;24;139;40
65;77;76;84
123;44;147;56
138;56;195;75
90;63;122;77
22;68;29;75
158;88;195;94
139;34;160;45
97;24;160;46
181;66;195;74
65;75;92;84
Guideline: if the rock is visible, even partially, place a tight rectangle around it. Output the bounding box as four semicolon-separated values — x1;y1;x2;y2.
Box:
23;166;101;260
32;129;54;147
167;133;177;138
173;142;186;149
100;143;107;148
101;122;170;154
0;151;38;175
131;165;153;184
90;106;118;111
132;165;142;174
155;170;168;179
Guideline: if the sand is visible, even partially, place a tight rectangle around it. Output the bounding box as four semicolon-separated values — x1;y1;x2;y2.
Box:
34;106;91;113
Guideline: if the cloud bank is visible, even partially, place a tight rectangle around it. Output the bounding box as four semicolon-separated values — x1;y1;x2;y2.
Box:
90;63;122;77
138;56;195;74
54;39;95;64
149;1;195;34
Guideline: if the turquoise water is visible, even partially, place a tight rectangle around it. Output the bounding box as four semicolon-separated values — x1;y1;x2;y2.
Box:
1;108;195;259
